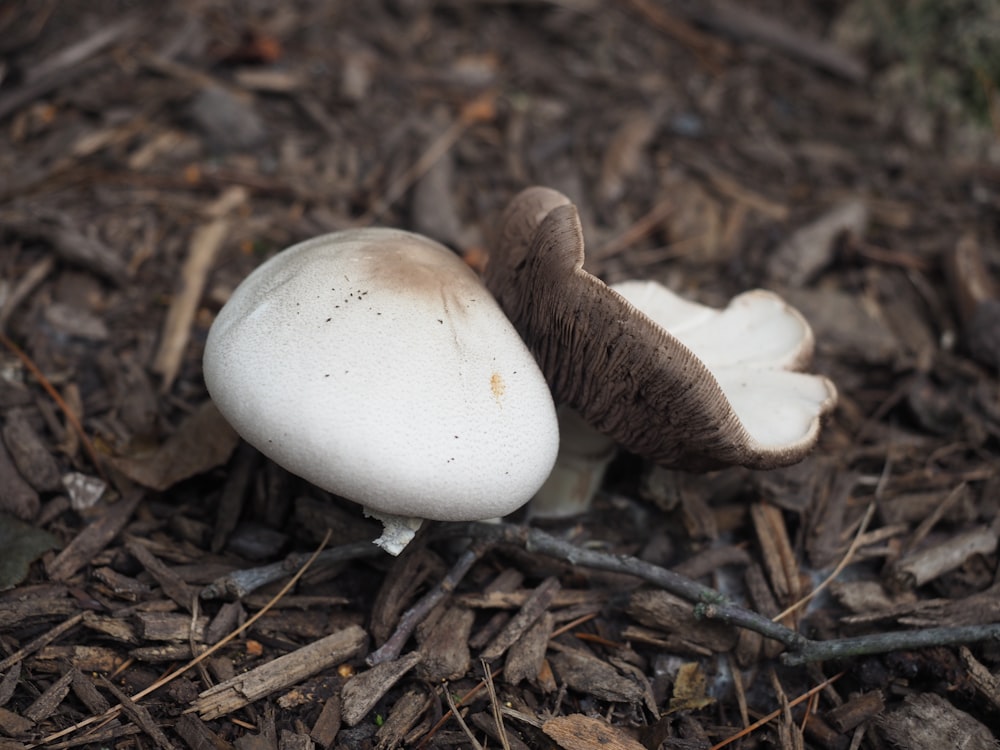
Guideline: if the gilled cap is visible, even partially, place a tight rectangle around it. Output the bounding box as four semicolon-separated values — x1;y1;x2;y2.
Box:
484;187;837;471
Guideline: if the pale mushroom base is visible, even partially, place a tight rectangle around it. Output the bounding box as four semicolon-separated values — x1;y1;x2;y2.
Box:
203;227;560;556
364;509;424;556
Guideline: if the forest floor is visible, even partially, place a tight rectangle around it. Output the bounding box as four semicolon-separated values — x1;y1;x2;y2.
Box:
1;1;1000;748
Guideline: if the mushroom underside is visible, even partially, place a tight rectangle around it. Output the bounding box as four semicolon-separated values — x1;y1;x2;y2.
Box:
485;187;837;471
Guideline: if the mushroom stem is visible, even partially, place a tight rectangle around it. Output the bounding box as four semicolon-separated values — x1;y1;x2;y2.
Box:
364;509;424;556
530;407;617;518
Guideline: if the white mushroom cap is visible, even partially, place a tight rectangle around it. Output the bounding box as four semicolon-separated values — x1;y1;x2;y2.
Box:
613;280;834;452
204;229;559;546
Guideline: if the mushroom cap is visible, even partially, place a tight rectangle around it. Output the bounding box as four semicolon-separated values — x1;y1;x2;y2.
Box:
204;228;559;521
484;187;837;471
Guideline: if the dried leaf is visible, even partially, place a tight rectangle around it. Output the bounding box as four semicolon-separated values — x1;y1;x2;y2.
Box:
0;513;58;590
109;401;239;491
668;662;714;713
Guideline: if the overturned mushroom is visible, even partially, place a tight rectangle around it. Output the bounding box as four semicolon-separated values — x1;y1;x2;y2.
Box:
204;228;559;554
484;187;837;480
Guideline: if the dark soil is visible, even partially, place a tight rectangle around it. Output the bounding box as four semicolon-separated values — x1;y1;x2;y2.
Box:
2;2;1000;749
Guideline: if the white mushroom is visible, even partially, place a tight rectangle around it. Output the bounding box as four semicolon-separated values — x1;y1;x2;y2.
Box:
612;280;833;454
486;187;838;518
530;284;832;518
204;229;559;554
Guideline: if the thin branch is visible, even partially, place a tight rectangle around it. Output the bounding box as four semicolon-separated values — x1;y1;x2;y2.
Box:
482;660;511;750
443;688;486;750
200;540;382;600
779;624;1000;667
710;671;845;750
442;522;1000;666
367;540;492;666
442;522;810;650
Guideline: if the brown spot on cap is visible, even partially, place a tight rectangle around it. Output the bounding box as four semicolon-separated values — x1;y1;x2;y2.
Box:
490;371;505;403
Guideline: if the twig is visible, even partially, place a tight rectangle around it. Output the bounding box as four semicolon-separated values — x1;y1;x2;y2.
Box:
779;624;1000;667
443;689;486;750
623;0;729;71
200;541;382;599
0;17;140;122
442;522;1000;666
591;197;674;262
481;660;511;750
367;540;492;666
710;671;845;750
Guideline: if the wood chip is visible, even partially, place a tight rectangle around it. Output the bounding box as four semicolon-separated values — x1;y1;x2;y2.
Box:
411;146;463;248
677;0;867;80
0;439;40;521
374;687;431;750
415;605;473;682
626;589;737;653
806;471;856;570
370;546;445;646
125;538;199;612
309;696;341;750
0;706;34;737
751;503;803;605
888;527;998;591
277;730;314;750
0;664;18;707
548;647;644;703
99;675;177;750
152;186;247;389
875;692;995;749
598;112;656;203
2;410;62;492
34;645;125;673
480;576;560;662
133;611;207;642
92;567;151;602
192;625;367;720
175;713;235;750
45;490;143;581
70;668;111;715
824;690;885;733
959;646;1000;712
542;714;646;750
0;214;129;284
459;589;604;610
471;712;532;750
341;651;422;727
947;232;1000;370
504;611;553;687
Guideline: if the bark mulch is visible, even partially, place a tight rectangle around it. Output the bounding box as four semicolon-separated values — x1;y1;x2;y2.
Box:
1;2;999;749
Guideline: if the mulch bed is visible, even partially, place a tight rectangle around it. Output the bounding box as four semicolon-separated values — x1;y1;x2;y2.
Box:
2;2;999;748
